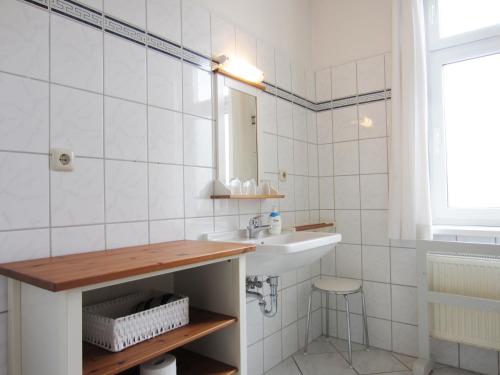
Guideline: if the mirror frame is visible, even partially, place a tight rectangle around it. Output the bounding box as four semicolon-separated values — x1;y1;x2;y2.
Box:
214;73;264;187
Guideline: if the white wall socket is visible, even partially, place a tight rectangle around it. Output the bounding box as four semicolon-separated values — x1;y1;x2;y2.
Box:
279;170;287;182
50;148;74;171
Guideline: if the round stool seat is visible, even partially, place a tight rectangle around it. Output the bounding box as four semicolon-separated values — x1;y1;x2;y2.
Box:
313;277;362;294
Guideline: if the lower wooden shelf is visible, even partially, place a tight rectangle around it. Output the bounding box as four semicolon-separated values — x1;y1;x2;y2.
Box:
118;349;238;375
173;349;238;375
83;308;237;375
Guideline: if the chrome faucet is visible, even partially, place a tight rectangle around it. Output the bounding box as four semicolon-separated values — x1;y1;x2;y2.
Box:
247;215;270;239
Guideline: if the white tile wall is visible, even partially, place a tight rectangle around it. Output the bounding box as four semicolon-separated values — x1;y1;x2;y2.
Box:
275;51;291;92
235;29;256;66
146;0;181;44
0;152;49;231
2;0;326;371
104;97;147;161
51;14;103;92
247;263;322;375
52;85;103;157
276;98;293;138
104;34;146;103
181;0;211;56
332;62;356;99
315;54;421;363
356;55;385;94
147;107;183;164
105;0;145;28
5;3;496;373
0;0;49;80
310;52;500;375
315;68;332;102
147;50;182;111
51;158;105;226
211;14;235;59
182;63;212;118
0;73;49;153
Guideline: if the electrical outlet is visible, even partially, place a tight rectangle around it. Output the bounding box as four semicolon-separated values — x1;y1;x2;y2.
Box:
50;148;74;171
279;170;287;182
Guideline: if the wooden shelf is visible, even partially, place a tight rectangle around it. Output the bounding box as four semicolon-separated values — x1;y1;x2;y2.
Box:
83;308;237;375
211;194;285;199
294;223;335;232
173;349;238;375
0;240;255;291
117;349;237;375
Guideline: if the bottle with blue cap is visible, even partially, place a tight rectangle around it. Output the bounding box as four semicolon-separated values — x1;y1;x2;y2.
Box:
268;206;282;235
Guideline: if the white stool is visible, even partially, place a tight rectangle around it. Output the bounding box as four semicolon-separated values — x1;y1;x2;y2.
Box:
304;277;369;365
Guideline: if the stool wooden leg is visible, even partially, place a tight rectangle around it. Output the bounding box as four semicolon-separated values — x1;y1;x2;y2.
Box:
304;288;314;354
361;288;370;349
344;294;353;366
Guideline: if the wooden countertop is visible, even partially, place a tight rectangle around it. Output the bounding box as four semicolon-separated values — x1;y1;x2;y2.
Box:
0;240;255;292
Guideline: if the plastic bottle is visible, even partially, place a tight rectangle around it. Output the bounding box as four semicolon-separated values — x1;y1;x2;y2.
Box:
268;206;282;235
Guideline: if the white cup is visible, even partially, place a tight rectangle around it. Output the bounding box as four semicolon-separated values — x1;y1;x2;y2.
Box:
229;178;242;195
260;180;271;195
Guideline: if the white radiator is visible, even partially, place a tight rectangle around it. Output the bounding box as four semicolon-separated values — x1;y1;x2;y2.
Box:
428;252;500;350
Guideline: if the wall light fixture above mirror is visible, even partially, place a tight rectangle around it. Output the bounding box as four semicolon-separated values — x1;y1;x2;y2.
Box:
214;55;266;90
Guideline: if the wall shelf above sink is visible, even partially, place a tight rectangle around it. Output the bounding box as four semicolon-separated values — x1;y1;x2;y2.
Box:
212;180;284;199
210;194;285;199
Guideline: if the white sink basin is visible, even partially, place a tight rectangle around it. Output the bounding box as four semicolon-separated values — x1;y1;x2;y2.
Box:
204;230;341;276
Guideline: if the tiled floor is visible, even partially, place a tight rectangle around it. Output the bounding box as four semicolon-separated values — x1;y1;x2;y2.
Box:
264;336;481;375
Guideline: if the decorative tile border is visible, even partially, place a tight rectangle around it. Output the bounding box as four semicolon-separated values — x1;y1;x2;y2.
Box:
27;0;213;70
25;0;48;9
104;16;146;45
51;0;101;28
19;0;392;110
147;34;182;59
358;90;386;105
182;48;212;71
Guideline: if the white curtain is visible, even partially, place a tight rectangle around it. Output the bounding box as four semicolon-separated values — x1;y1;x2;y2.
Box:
388;0;432;240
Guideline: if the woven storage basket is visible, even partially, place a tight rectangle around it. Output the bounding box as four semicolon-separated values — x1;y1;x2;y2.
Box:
83;291;189;352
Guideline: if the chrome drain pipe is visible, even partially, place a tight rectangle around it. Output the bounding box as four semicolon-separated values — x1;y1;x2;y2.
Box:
246;276;279;317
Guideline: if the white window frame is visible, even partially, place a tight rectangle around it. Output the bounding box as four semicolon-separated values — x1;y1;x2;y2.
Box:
426;0;500;226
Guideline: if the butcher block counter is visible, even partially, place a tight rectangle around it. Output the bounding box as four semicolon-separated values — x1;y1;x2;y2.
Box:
0;240;255;375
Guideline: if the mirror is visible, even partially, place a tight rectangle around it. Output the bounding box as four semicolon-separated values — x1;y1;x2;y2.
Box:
218;86;258;185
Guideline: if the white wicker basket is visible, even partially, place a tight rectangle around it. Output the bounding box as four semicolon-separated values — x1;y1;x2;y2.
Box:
83;291;189;352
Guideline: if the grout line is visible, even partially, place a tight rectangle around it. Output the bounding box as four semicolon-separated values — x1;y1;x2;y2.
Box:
101;0;107;250
144;0;151;245
48;3;53;257
291;355;304;375
179;0;187;242
390;351;413;371
382;53;394;352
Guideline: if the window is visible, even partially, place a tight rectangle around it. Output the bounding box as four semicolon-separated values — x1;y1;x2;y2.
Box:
426;0;500;226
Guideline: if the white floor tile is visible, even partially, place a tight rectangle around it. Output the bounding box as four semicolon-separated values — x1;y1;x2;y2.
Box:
265;357;301;375
294;352;357;375
350;349;407;375
302;336;337;355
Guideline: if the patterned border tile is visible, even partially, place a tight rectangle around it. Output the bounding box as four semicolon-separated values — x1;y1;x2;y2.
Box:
358;90;386;104
51;0;102;28
276;88;294;103
182;48;212;71
25;0;48;8
20;0;392;111
105;16;146;45
332;95;358;109
147;34;182;59
315;101;332;111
